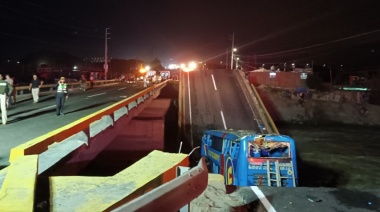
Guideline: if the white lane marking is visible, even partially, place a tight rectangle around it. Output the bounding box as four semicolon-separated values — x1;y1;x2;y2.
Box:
8;105;56;120
87;92;106;97
39;105;56;110
118;87;127;90
220;110;227;130
211;74;217;90
250;186;277;212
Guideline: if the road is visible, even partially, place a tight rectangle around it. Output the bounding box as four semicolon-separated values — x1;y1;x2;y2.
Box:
181;69;259;149
0;82;147;168
192;184;380;212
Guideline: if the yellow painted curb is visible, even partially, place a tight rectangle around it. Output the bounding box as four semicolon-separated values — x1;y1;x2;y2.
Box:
0;155;38;212
50;150;189;212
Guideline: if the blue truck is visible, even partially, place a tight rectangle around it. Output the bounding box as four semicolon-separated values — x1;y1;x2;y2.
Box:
200;130;298;187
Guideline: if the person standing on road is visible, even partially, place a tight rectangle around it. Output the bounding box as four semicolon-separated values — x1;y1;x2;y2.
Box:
11;76;17;104
80;74;87;91
54;77;68;116
29;74;43;103
143;76;148;87
0;74;14;125
4;74;13;108
90;74;94;89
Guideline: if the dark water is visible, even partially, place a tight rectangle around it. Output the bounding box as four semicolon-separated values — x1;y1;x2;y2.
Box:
277;123;380;189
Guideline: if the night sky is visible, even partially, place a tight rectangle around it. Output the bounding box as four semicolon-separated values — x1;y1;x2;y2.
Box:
1;0;379;68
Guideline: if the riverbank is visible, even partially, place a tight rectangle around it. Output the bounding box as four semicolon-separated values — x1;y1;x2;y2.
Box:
256;85;380;189
256;85;380;126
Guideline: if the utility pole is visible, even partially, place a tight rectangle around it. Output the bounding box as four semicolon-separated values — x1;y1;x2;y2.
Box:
230;33;234;70
225;48;228;69
104;28;110;80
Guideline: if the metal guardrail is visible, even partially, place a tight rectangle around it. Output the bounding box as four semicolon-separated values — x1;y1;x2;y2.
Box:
14;79;120;96
234;70;279;134
110;158;208;212
249;83;279;134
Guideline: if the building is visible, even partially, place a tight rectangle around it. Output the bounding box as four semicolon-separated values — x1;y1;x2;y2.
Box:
248;68;312;88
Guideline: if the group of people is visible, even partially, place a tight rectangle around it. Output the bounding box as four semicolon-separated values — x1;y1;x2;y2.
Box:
0;74;70;125
28;74;69;116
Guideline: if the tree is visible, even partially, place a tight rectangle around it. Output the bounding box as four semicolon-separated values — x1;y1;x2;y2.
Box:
149;58;164;71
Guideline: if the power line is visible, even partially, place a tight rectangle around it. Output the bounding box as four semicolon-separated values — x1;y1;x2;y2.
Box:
256;29;380;58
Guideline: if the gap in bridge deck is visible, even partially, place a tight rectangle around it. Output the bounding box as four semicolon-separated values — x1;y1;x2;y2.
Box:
79;85;183;176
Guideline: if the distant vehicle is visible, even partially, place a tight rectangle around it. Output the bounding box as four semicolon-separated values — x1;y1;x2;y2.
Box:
201;130;298;187
126;74;135;83
160;70;170;80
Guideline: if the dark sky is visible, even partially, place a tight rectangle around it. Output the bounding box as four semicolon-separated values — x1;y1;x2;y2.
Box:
1;0;379;68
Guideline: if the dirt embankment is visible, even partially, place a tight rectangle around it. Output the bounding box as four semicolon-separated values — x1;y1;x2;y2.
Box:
256;85;380;126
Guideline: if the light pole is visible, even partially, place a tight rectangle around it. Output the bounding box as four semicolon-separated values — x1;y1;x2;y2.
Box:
104;28;110;80
324;64;333;85
225;48;228;69
231;48;237;70
230;33;235;70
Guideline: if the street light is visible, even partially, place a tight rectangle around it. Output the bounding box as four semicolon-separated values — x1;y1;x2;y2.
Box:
180;61;197;72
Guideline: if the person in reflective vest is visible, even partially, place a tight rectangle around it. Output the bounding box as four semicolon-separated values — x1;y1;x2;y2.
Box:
0;73;13;125
54;77;68;116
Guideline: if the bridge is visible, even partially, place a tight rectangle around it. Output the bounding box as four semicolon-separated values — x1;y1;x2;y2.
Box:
0;70;379;211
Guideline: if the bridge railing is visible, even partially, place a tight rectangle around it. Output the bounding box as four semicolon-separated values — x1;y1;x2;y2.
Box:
9;80;166;163
13;79;120;97
110;158;208;212
234;70;279;134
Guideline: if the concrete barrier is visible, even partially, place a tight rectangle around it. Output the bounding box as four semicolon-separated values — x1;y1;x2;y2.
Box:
0;155;38;211
49;150;189;211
